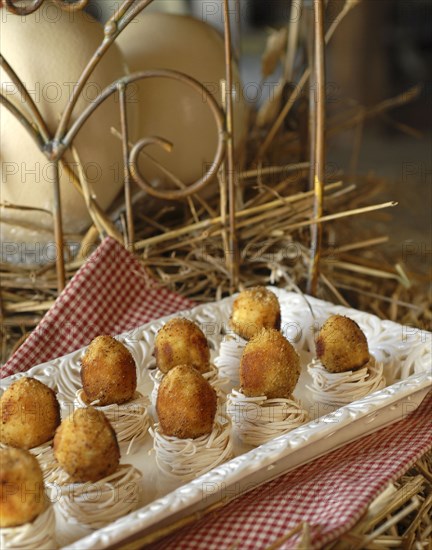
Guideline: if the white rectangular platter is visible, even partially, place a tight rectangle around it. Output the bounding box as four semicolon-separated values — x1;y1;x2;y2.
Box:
1;288;431;549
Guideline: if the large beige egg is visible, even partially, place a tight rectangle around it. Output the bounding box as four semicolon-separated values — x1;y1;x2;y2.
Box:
0;2;129;253
116;13;249;192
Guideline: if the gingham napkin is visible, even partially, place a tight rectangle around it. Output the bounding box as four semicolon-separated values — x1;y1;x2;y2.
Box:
154;391;432;549
2;237;431;549
2;237;194;378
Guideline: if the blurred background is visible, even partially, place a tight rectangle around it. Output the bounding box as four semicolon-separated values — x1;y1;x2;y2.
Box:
85;0;431;275
1;0;430;361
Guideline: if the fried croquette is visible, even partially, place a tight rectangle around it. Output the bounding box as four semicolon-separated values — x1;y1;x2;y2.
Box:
53;407;120;483
0;447;45;527
81;335;137;406
240;329;300;399
0;377;60;450
316;315;369;373
154;318;210;374
230;286;281;340
156;365;217;439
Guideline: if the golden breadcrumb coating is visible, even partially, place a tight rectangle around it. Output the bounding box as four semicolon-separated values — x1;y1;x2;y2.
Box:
0;447;45;527
53;407;120;483
316;315;370;373
154;318;210;374
240;328;300;399
0;377;60;450
230;286;281;340
156;365;217;439
81;335;137;406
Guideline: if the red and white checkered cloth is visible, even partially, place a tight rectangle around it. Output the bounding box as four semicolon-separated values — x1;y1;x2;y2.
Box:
2;237;431;548
2;237;194;378
154;391;432;549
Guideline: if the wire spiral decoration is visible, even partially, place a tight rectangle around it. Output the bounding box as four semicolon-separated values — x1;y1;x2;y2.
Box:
1;0;229;289
4;0;88;15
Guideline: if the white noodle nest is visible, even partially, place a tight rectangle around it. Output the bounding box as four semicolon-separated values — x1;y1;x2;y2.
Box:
214;335;247;386
150;417;233;482
0;503;57;550
55;465;142;530
306;357;386;406
226;389;310;446
150;364;226;406
74;390;150;454
30;441;58;484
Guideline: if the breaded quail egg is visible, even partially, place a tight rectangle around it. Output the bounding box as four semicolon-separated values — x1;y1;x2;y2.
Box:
0;377;61;450
53;407;120;483
0;447;45;527
230;286;281;340
154;318;210;374
316;315;369;373
81;335;137;406
156;365;217;439
240;329;300;399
